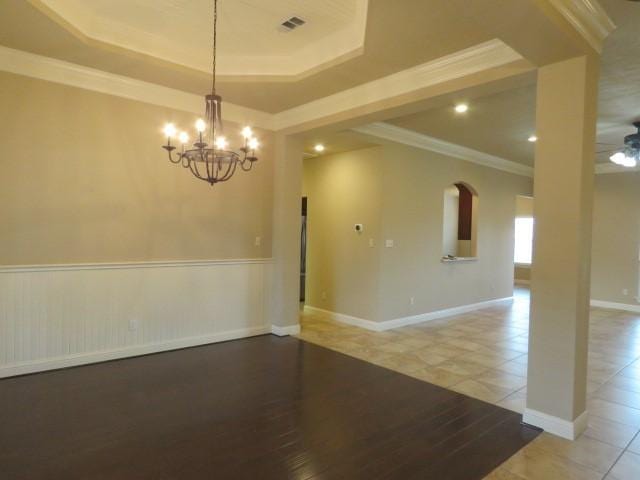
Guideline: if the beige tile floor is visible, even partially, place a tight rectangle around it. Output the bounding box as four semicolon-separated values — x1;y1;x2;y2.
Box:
297;287;640;479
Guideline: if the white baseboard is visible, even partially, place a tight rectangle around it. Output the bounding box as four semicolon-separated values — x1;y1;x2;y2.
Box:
0;325;271;378
271;324;301;336
523;408;588;440
590;299;640;313
304;306;380;330
304;297;513;332
514;279;530;286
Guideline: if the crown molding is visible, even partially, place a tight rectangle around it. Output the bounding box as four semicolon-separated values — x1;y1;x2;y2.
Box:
0;45;276;130
353;122;534;178
355;122;632;177
547;0;616;53
594;162;640;174
0;40;524;134
272;39;524;131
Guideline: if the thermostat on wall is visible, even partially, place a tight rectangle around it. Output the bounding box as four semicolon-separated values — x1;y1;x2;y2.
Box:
354;224;363;232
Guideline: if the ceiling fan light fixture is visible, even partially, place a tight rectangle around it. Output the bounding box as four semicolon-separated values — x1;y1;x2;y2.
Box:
610;151;637;168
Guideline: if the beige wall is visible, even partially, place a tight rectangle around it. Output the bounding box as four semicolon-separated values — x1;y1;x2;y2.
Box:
0;71;274;265
511;181;640;304
516;195;534;217
591;173;640;304
303;143;533;322
302;147;384;321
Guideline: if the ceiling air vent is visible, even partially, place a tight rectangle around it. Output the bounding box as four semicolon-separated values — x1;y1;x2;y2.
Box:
280;16;306;32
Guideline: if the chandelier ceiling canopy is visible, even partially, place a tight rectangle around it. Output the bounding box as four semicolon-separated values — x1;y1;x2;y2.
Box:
161;0;258;186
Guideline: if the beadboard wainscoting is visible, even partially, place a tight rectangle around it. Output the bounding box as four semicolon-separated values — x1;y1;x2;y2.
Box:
0;259;274;378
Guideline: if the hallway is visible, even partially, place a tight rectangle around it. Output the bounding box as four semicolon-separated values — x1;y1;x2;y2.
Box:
298;288;640;478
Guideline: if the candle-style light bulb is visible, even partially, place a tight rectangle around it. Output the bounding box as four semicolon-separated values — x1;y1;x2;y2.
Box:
248;138;259;150
178;132;189;145
195;119;206;133
163;123;177;138
241;126;253;139
215;137;228;150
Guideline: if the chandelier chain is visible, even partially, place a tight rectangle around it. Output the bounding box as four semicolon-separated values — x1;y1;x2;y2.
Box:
211;0;217;96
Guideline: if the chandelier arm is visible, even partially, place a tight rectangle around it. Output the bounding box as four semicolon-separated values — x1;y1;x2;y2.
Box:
211;155;223;181
167;149;183;164
189;157;206;182
206;151;214;181
218;155;238;182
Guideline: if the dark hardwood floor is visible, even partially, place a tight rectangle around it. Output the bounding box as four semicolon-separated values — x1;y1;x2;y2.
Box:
0;335;539;479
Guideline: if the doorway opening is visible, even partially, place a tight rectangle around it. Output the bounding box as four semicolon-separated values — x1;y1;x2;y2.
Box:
300;196;308;303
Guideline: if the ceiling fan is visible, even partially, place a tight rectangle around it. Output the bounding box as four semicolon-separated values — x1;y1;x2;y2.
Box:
597;122;640;168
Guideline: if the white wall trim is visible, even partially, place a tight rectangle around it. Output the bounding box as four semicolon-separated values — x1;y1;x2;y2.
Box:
523;408;588;440
0;45;275;130
0;258;273;274
0;40;524;134
273;39;523;130
514;279;531;286
271;324;301;337
547;0;615;54
353;122;534;177
304;306;379;331
0;325;270;378
304;297;513;332
354;123;632;177
595;162;640;175
590;299;640;313
1;260;270;378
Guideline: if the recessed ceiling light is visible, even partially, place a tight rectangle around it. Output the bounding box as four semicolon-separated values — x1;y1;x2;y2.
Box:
454;104;469;113
314;144;325;153
528;135;538;142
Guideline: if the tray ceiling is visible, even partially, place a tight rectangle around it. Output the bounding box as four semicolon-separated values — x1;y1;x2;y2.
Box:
38;0;368;77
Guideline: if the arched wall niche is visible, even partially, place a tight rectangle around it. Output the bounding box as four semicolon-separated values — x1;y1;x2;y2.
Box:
442;182;478;259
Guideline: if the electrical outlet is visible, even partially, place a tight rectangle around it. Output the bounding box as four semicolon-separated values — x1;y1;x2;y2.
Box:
128;318;139;332
410;297;415;306
369;238;375;248
254;236;261;247
321;291;327;300
623;288;629;296
385;239;394;248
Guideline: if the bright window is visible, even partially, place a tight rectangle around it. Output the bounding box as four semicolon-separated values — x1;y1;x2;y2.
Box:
514;217;534;264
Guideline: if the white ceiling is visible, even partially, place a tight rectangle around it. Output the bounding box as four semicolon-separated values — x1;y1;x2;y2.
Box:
39;0;368;77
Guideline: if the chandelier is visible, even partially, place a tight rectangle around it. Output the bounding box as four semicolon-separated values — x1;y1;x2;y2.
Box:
161;0;259;185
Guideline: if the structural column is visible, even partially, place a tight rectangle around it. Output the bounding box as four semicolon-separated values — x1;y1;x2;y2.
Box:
268;133;304;335
525;55;600;439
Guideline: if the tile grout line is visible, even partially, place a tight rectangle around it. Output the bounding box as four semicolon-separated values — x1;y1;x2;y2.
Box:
602;429;640;479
